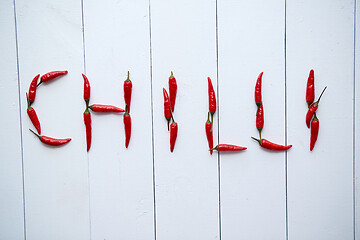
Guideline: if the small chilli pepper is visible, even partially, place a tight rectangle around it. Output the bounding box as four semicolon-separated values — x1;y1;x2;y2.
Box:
170;108;178;152
163;88;171;130
208;77;216;124
26;93;41;134
306;86;327;128
255;72;263;106
256;103;264;139
28;74;40;104
251;137;292;151
38;70;68;86
123;105;131;148
29;129;71;146
205;112;213;155
169;71;177;112
84;108;92;152
83;73;90;105
89;104;125;113
124;71;132;113
310;113;319;151
210;144;247;152
306;69;315;107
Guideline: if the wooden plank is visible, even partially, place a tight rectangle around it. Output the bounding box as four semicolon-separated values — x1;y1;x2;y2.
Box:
150;0;219;239
0;0;25;239
355;0;359;238
15;0;90;238
287;0;355;239
83;0;155;239
218;0;287;239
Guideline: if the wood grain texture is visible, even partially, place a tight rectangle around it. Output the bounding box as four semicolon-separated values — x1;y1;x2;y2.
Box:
83;0;155;239
287;0;355;239
150;0;219;239
15;0;90;239
0;0;25;239
218;0;287;239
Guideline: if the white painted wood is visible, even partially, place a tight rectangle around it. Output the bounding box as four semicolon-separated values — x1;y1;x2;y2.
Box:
287;0;355;239
355;0;359;238
150;0;219;239
0;0;25;239
15;0;90;239
218;0;286;239
83;0;155;239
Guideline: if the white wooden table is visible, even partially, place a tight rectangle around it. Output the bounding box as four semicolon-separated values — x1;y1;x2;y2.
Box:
0;0;358;239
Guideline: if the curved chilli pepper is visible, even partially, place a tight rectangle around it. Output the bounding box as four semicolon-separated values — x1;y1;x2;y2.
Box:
205;112;213;155
163;88;171;130
255;72;263;106
170;122;178;152
123;105;131;148
84;108;92;152
29;129;71;146
251;137;292;151
26;93;41;134
310;113;319;151
89;104;125;113
169;71;177;112
124;71;132;113
256;103;264;139
210;144;247;152
83;73;90;104
306;86;327;128
28;74;40;104
306;69;315;107
38;70;68;86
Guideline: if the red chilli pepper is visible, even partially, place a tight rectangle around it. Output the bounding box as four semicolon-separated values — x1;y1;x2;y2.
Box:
256;103;264;139
205;112;213;155
38;70;68;86
170;108;178;152
169;71;177;112
163;88;171;130
26;93;41;134
124;105;131;148
255;72;263;106
89;104;125;113
208;77;216;124
251;137;292;151
28;74;40;104
306;86;327;128
84;108;92;152
29;129;71;146
310;113;319;151
210;144;247;152
124;71;132;113
306;69;315;107
83;73;90;104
